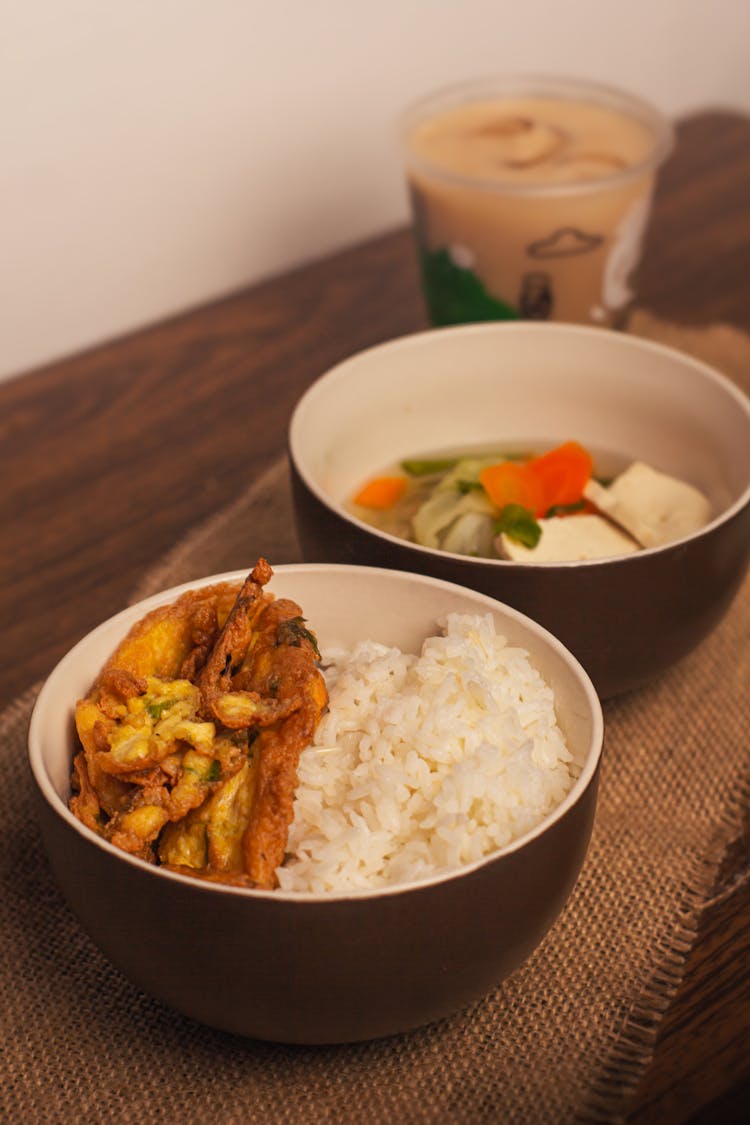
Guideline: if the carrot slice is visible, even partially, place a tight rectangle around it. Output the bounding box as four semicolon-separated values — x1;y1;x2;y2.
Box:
527;441;593;512
353;475;408;509
479;461;545;514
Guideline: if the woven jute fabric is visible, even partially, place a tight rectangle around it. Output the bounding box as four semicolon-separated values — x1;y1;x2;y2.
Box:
3;314;749;1124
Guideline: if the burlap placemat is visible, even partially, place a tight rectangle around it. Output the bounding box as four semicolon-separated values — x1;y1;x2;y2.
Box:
3;314;749;1124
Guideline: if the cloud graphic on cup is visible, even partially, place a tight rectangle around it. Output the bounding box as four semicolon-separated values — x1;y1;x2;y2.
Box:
527;227;603;259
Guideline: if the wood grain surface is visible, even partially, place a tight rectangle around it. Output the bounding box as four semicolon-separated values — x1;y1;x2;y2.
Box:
2;110;749;1122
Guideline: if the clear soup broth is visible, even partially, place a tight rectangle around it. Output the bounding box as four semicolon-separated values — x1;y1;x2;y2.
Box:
348;442;711;562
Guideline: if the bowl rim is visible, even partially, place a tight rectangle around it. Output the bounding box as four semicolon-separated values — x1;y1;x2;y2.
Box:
289;322;750;570
28;563;603;904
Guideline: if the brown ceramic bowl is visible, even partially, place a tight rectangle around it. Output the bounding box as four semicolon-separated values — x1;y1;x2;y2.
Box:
289;323;750;698
29;564;602;1044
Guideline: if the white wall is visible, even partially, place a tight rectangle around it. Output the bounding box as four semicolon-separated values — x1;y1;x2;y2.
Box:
2;0;749;382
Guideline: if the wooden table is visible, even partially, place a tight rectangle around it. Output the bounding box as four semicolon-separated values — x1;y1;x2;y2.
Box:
2;110;749;1122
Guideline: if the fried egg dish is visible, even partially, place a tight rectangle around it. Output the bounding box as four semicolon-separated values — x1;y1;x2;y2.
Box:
69;559;327;889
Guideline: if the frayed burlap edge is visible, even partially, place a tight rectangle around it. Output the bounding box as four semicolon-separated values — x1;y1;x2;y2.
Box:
583;310;750;1119
583;800;750;1120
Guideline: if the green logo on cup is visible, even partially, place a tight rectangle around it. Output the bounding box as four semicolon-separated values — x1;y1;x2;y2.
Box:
419;247;519;325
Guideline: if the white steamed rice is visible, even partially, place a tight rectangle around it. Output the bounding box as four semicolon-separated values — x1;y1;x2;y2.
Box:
276;612;580;894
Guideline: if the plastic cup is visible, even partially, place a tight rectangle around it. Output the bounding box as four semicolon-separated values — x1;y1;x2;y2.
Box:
401;76;673;327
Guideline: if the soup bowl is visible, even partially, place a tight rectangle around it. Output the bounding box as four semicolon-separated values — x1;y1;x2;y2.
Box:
289;323;750;697
29;564;602;1044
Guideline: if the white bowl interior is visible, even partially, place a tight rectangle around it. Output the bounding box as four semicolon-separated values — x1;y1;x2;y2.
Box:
290;324;750;527
29;564;602;890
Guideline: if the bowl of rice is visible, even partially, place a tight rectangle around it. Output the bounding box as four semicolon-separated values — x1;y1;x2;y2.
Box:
289;323;750;698
29;563;603;1043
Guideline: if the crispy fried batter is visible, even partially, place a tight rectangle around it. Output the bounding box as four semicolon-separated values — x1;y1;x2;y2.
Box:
97;668;148;718
177;600;221;680
239;598;327;887
69;559;327;888
196;558;275;727
69;752;103;833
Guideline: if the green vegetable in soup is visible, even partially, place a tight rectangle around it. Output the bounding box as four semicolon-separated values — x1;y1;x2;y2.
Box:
494;504;542;549
438;457;505;495
401;457;459;476
401;451;528;478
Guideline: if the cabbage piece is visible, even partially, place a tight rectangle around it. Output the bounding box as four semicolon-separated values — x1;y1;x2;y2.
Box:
412;491;464;548
441;511;496;557
437;457;503;494
412;488;495;549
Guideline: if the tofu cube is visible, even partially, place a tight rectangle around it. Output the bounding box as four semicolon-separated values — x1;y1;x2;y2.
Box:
497;514;639;562
584;462;711;548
